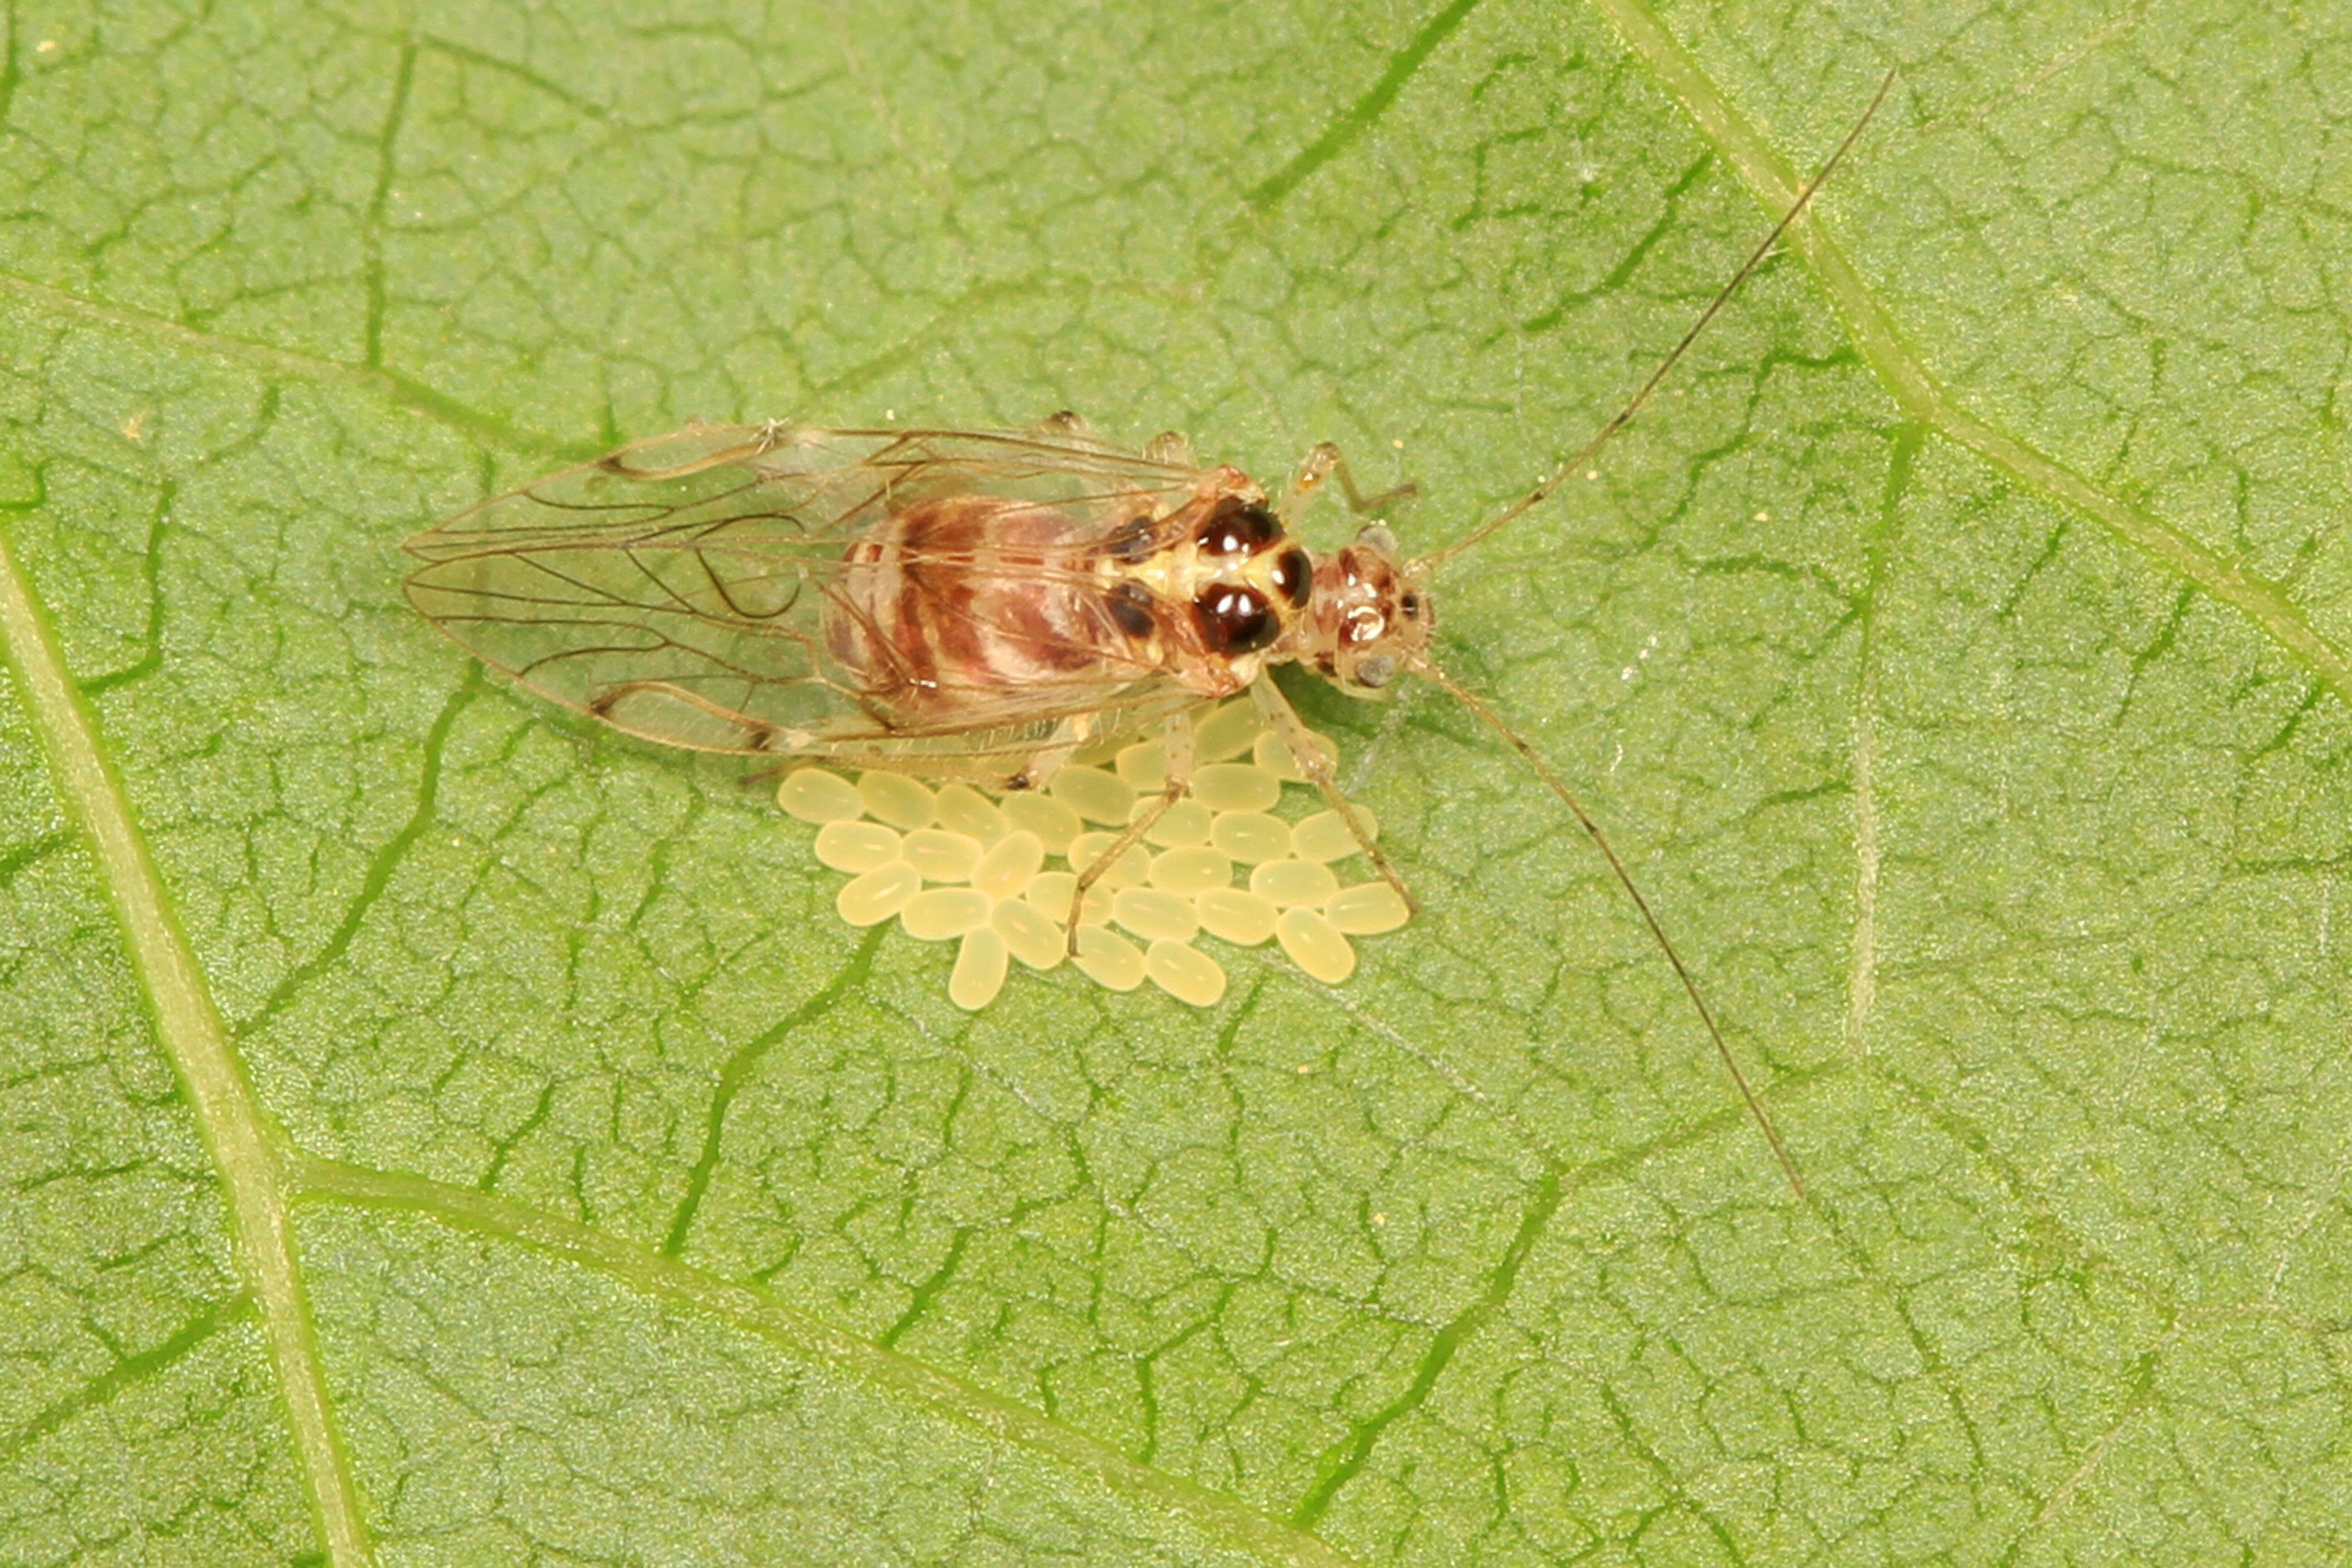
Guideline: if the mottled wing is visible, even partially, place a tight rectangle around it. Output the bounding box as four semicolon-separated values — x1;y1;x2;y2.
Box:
402;422;1210;764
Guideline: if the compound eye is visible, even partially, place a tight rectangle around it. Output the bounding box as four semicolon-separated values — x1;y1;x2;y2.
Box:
1193;586;1276;654
1270;546;1313;608
1194;500;1282;557
1399;591;1421;619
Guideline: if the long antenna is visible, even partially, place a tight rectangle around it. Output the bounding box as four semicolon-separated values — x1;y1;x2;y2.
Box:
1411;658;1806;1197
1420;66;1898;572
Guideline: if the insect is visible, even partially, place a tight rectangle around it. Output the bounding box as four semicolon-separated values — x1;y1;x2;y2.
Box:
404;74;1896;1194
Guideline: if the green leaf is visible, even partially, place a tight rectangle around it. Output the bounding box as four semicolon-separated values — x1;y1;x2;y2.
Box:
5;1;2350;1564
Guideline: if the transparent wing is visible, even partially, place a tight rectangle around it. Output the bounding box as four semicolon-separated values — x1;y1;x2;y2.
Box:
402;422;1216;764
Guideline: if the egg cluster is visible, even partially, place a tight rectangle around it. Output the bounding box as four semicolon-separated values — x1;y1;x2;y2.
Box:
777;699;1410;1009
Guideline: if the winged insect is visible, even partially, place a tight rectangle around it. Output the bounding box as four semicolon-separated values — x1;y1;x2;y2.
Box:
406;74;1896;1191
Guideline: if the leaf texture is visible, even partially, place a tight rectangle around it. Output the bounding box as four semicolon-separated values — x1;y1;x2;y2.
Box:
3;1;2350;1564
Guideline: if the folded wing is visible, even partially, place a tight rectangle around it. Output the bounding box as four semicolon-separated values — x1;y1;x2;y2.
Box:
403;422;1210;761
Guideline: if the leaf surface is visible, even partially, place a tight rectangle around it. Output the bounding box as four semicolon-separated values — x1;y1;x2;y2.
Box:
4;1;2350;1563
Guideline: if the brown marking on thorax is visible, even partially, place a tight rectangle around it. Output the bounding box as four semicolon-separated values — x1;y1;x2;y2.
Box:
822;467;1320;730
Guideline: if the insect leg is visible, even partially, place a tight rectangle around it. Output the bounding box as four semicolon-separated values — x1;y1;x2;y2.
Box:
1005;715;1095;792
1143;430;1198;467
1030;410;1097;442
1008;748;1069;792
1063;712;1197;955
1280;442;1418;524
1248;676;1420;914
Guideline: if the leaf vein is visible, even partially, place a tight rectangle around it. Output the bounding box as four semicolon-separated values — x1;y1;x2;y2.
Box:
0;525;374;1567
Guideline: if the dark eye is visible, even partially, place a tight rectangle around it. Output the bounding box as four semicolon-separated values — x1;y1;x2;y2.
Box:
1194;500;1281;557
1270;546;1312;607
1193;586;1276;653
1399;592;1421;618
1106;581;1156;639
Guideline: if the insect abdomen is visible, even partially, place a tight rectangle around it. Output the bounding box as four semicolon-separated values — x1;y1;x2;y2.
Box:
824;497;1142;722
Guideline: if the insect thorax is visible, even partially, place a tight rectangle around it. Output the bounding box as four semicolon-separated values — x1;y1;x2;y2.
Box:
1096;484;1435;701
